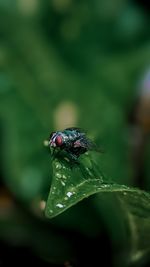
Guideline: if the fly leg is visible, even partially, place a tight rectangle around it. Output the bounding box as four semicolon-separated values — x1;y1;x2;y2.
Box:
51;148;56;159
65;148;80;167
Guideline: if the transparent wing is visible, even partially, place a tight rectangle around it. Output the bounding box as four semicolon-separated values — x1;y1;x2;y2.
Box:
84;137;103;152
74;137;103;153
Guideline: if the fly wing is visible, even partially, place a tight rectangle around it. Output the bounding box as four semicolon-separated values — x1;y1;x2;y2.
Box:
65;128;103;153
84;137;103;152
74;137;103;153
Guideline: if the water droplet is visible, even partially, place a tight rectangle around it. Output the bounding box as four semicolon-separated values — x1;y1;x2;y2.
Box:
67;192;73;197
56;203;64;208
64;197;68;200
64;157;70;162
85;167;92;176
61;181;66;186
56;173;62;178
123;192;127;196
56;163;62;170
49;209;53;213
62;174;67;179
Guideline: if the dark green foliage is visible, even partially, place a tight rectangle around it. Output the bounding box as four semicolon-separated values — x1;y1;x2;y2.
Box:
0;0;150;266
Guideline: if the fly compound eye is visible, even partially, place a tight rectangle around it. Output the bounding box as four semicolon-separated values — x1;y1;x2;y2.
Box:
55;135;63;147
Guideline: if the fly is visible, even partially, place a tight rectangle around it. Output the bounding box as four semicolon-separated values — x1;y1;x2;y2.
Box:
49;127;101;161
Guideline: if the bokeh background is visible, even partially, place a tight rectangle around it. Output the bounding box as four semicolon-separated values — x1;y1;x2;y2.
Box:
0;0;150;266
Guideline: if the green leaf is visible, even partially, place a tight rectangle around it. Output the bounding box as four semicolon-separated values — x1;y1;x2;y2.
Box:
45;152;150;266
45;152;104;217
45;152;132;218
0;207;74;264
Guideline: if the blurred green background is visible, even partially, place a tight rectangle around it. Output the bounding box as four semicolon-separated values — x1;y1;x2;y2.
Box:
0;0;150;266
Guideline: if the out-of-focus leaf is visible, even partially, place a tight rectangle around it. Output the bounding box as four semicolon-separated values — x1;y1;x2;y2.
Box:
45;152;150;266
0;207;74;263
